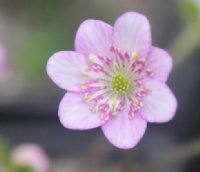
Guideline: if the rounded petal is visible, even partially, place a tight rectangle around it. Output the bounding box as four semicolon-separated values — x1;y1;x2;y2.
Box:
59;92;103;130
0;43;6;63
0;43;10;77
75;20;113;57
141;81;177;123
147;47;173;82
113;12;151;56
101;112;147;149
47;51;87;92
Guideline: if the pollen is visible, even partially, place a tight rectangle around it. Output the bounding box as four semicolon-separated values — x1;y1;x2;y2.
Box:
112;75;129;93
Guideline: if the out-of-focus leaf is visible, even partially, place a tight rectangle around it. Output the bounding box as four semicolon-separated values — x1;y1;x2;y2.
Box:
13;166;33;172
17;24;74;77
178;0;200;23
0;138;10;164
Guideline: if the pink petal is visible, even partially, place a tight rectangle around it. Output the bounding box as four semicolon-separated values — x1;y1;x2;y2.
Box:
113;12;151;56
75;20;113;57
59;92;103;130
0;43;6;63
47;51;87;92
141;81;177;123
0;43;10;77
147;47;173;82
101;111;147;149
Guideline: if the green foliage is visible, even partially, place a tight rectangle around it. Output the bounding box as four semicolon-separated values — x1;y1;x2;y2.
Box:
17;25;74;77
179;0;200;23
11;0;76;77
0;138;10;165
13;166;33;172
0;138;34;172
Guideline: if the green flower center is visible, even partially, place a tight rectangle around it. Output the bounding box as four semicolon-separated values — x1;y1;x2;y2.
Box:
112;75;129;93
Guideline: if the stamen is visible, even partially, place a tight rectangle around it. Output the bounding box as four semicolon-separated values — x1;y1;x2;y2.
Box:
132;52;140;62
146;69;154;77
80;45;153;121
81;69;90;77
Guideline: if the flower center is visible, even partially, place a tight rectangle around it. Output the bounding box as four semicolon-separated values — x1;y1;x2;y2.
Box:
112;74;129;93
81;48;154;121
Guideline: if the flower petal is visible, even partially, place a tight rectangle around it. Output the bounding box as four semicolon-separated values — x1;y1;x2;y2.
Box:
47;51;87;92
141;81;177;123
75;20;113;57
113;12;151;56
0;43;10;76
0;43;6;63
147;47;173;82
59;92;103;130
101;112;147;149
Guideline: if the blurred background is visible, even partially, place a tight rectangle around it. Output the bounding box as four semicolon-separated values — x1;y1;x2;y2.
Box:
0;0;200;171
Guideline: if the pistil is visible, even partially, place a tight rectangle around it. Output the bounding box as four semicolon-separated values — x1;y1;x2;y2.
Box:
112;75;129;93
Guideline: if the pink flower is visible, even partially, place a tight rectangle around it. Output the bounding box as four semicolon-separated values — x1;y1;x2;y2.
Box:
11;144;50;172
0;43;10;79
47;12;177;149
